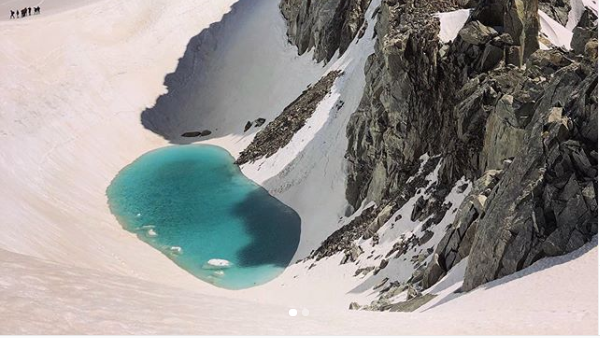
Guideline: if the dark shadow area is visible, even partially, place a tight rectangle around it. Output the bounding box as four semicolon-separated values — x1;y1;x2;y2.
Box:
231;188;301;268
424;236;598;311
347;270;385;294
141;0;324;146
141;0;252;144
420;287;461;311
478;236;598;291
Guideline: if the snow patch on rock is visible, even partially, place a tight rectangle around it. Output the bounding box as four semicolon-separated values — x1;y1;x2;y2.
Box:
539;9;574;49
435;9;472;43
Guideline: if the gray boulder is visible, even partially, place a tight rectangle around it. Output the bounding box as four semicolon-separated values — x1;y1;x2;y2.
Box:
572;27;598;55
458;21;498;45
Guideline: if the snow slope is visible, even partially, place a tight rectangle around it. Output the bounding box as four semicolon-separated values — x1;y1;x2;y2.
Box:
239;2;382;259
1;239;595;334
0;0;374;307
0;0;597;334
0;0;243;293
0;0;104;19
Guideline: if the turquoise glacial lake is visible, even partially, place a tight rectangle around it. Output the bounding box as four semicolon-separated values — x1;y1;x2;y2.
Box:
107;145;301;289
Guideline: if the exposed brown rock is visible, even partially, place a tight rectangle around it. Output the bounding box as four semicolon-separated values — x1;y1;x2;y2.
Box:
235;70;342;165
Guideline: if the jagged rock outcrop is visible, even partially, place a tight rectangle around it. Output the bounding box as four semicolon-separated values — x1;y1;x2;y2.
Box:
345;0;541;209
539;0;571;26
463;62;598;291
280;0;597;298
280;0;373;62
343;0;595;293
571;8;599;54
423;169;503;288
472;0;539;66
422;48;597;292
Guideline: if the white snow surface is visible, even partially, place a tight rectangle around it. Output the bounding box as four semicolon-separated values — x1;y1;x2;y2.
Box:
0;0;597;334
539;9;574;49
0;0;99;18
0;237;596;334
567;0;599;30
435;9;471;42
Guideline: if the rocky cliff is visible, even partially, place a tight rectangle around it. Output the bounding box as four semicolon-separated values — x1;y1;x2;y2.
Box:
280;0;597;298
280;0;373;62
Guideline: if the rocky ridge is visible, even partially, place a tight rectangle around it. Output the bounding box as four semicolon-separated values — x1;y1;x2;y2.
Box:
278;0;597;307
235;70;342;165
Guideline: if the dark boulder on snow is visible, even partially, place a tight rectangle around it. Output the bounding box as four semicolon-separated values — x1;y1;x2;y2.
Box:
244;121;253;132
254;118;267;127
181;130;212;138
539;0;571;26
181;131;202;138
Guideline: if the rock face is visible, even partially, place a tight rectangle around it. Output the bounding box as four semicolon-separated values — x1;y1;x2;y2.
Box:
344;0;540;209
280;0;372;62
280;0;597;296
538;0;571;26
463;63;598;291
423;170;503;288
346;0;458;209
472;0;540;66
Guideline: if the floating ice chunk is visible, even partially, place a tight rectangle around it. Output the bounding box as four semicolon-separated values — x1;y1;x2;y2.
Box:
169;246;183;255
146;229;157;238
212;270;225;277
141;224;155;229
136;213;142;218
203;259;232;270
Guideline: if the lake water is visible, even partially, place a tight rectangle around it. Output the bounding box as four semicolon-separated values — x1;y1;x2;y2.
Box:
106;145;301;289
